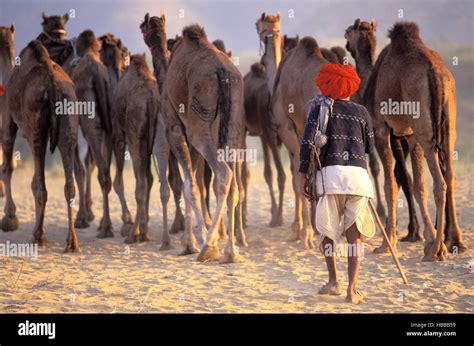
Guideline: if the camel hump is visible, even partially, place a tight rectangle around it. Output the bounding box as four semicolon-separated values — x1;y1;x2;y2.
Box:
388;22;424;51
25;40;51;64
298;36;323;58
250;63;265;78
182;24;207;42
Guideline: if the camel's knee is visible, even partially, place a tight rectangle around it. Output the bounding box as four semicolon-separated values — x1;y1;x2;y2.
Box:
160;181;171;204
64;178;76;201
433;181;447;206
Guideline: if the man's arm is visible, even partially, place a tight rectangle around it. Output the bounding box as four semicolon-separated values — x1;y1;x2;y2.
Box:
299;102;320;174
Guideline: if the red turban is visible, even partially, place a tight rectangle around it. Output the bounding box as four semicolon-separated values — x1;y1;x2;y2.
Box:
316;64;361;100
0;84;4;97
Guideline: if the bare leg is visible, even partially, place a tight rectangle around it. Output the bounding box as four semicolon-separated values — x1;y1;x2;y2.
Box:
346;223;363;304
318;236;341;295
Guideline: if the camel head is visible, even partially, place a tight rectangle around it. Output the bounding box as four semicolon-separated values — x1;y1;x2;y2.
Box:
167;34;181;53
212;39;232;58
0;25;15;87
41;12;68;40
256;12;282;43
140;12;167;49
129;53;152;74
99;33;130;72
344;18;377;59
76;29;101;57
283;34;299;52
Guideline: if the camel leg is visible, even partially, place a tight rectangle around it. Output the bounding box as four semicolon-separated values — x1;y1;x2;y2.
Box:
211;170;228;241
73;146;89;229
58;134;81;253
234;159;248;247
419;140;448;262
373;126;399;254
125;145;148;244
0;147;4;197
406;141;436;243
113;131;133;237
31;143;48;246
268;134;285;227
0;118;18;232
391;136;421;242
86;135;113;239
194;149;212;232
441;99;467;254
168;152;185;233
139;150;153;242
221;160;240;263
84;149;95;222
154;120;173;250
192;136;232;262
368;150;386;222
260;135;278;227
241;154;250;228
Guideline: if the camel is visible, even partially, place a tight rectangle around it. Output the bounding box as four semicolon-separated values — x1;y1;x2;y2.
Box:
320;48;339;63
247;12;286;227
272;36;330;249
112;54;158;243
212;39;232;57
144;18;246;263
330;46;346;64
362;21;467;260
345;19;421;242
0;25;15;198
71;29;114;239
1;40;80;252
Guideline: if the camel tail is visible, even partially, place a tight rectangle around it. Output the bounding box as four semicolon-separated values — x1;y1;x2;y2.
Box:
427;64;444;154
217;67;232;148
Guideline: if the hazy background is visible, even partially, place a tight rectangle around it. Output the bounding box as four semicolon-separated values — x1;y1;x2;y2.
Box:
1;0;473;164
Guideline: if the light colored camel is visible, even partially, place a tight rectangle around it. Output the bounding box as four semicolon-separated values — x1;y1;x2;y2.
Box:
158;23;246;263
71;30;114;239
272;36;330;249
1;40;80;252
363;22;466;260
345;18;421;242
0;25;15;198
112;54;159;243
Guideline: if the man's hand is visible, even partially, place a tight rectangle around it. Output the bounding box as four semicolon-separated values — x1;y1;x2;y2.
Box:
299;172;312;200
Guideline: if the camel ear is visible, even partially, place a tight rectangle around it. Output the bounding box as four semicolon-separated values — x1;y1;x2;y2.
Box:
62;13;69;23
10;24;15;33
354;18;361;29
160;12;166;23
144;13;150;23
42;12;48;21
260;12;266;20
371;18;377;32
276;12;281;21
227;50;232;57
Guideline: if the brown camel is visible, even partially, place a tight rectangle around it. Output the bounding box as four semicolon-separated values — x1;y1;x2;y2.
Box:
363;22;466;260
345;19;422;243
0;25;15;198
330;46;346;64
212;39;232;57
113;54;158;243
248;12;286;227
1;40;80;252
71;29;114;239
272;36;330;249
320;48;339;63
152;21;246;262
37;13;74;68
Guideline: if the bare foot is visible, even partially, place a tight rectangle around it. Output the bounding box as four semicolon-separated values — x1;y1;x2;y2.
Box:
318;281;341;295
346;289;364;304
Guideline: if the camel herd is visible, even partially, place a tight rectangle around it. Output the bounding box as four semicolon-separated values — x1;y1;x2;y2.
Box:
0;11;467;263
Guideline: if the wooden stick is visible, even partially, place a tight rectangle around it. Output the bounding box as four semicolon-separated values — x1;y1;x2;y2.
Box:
368;199;409;285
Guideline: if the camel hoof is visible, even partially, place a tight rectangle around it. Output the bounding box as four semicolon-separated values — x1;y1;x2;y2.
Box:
197;245;221;262
124;234;139;244
86;210;95;222
178;244;200;256
139;233;151;242
237;239;249;247
445;239;468;254
220;252;240;264
373;244;390;254
64;244;81;253
170;215;185;234
97;228;114;239
401;233;422;243
422;254;436;262
1;215;19;232
33;235;48;247
120;223;133;237
269;215;283;228
74;218;90;229
301;240;315;250
159;242;174;251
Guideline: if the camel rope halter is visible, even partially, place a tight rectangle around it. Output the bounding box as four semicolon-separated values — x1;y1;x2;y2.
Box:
258;27;283;56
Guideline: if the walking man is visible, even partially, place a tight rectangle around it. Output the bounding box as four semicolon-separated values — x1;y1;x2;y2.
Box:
299;64;376;304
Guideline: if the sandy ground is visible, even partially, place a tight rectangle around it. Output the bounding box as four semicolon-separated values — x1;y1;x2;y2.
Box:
0;155;472;313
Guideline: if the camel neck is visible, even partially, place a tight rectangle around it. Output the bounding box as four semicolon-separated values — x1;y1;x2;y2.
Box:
262;34;282;96
0;49;14;84
354;44;375;101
